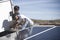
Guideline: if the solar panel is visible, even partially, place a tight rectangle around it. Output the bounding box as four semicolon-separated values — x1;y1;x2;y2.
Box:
24;26;56;40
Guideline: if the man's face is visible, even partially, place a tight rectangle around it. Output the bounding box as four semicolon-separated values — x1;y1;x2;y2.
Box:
14;10;19;13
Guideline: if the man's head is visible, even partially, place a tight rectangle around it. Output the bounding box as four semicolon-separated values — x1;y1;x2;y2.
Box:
14;5;20;13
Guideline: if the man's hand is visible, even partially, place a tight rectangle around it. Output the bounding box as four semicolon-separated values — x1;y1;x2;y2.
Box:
15;16;19;20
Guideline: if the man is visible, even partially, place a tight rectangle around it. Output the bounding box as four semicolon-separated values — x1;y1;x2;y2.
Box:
9;5;22;30
9;5;34;40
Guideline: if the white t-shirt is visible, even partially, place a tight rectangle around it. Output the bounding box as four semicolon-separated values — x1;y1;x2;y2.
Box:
9;14;34;25
20;15;34;25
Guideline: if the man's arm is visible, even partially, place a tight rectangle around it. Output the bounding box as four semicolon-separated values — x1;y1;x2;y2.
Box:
10;11;13;16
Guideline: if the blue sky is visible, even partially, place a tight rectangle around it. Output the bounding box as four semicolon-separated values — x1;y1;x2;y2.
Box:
12;0;60;20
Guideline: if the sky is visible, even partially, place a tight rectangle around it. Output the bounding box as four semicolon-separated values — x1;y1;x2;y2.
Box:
12;0;60;20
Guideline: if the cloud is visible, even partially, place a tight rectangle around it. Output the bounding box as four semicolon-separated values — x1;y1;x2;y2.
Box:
13;0;60;20
21;10;60;14
13;0;60;10
21;11;60;20
13;0;60;5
